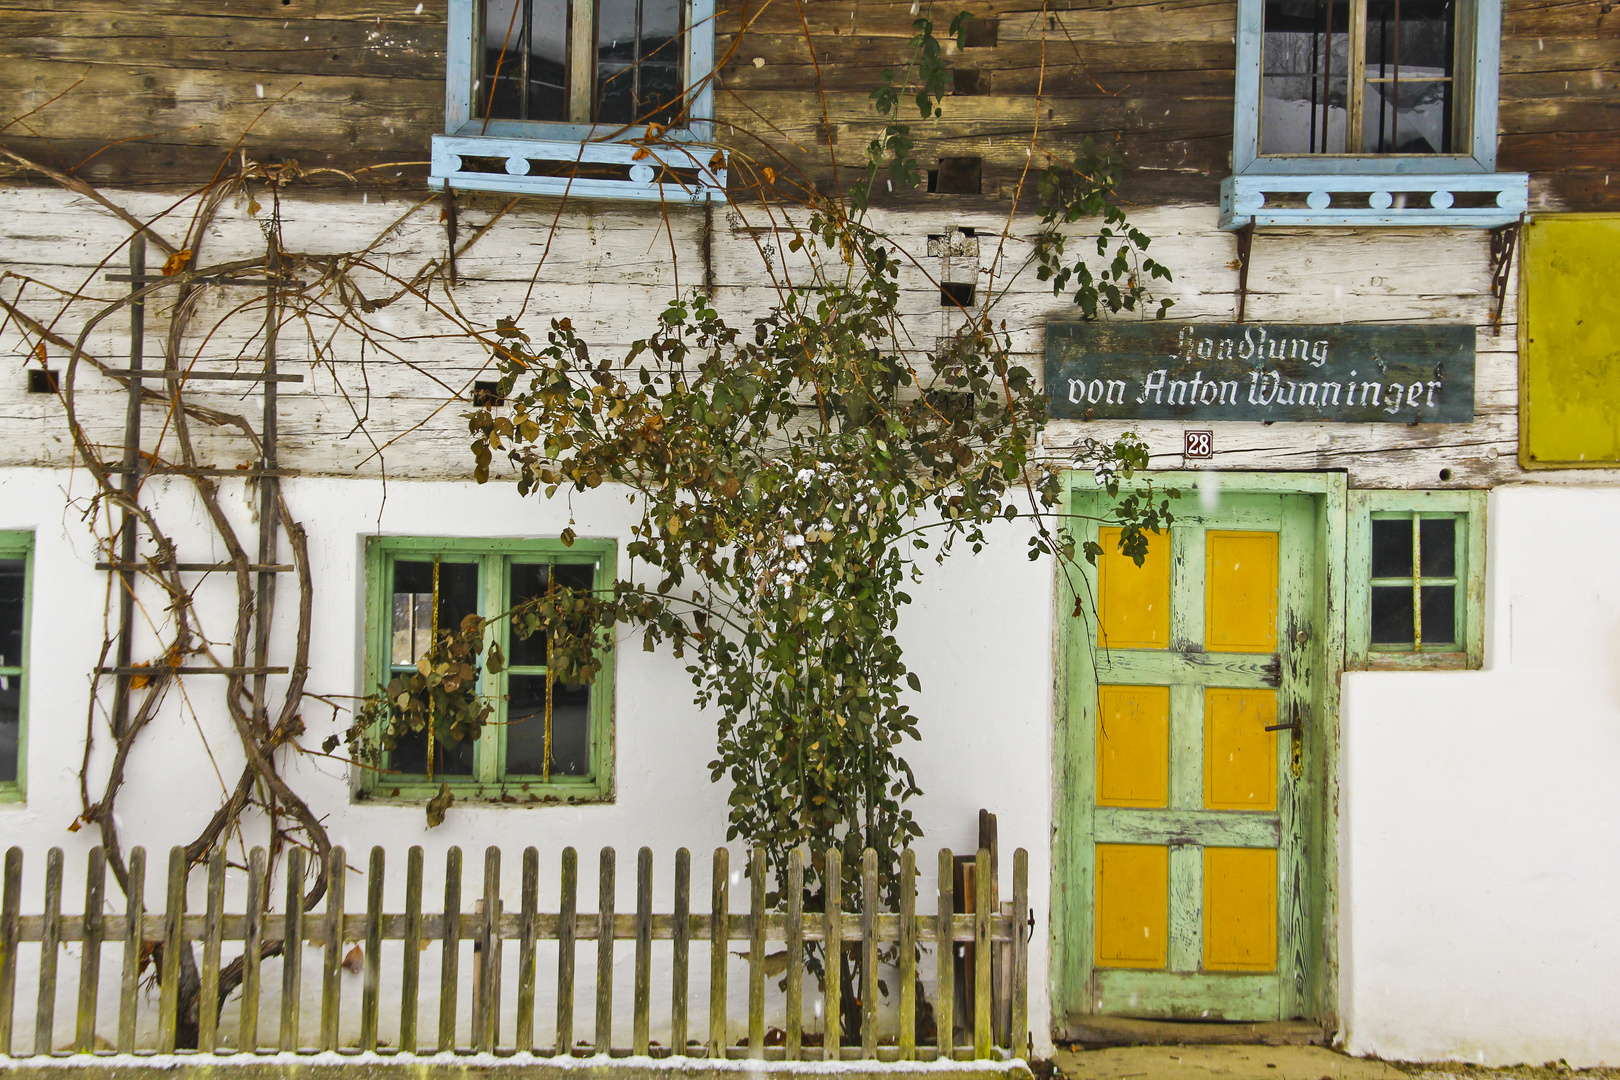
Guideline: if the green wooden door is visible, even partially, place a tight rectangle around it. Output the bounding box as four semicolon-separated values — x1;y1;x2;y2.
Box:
1061;491;1320;1021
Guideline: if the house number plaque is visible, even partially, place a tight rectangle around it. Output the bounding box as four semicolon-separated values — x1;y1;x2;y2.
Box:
1045;322;1475;423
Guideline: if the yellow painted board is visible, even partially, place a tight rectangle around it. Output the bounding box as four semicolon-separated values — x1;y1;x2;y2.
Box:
1204;531;1278;653
1204;688;1278;812
1097;685;1170;809
1095;843;1169;969
1203;847;1277;972
1522;215;1620;467
1098;526;1170;650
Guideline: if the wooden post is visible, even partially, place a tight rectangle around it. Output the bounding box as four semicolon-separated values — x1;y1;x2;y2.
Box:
556;846;577;1056
157;846;185;1054
439;846;462;1052
1011;848;1028;1057
823;848;841;1061
319;846;346;1052
516;847;539;1053
400;846;424;1054
240;848;265;1054
973;848;991;1059
935;848;953;1061
478;847;501;1052
633;847;652;1057
898;847;916;1060
361;848;385;1053
707;847;728;1059
670;848;689;1056
0;848;19;1056
199;848;226;1052
594;847;615;1054
75;847;106;1054
860;848;877;1059
747;848;766;1059
35;846;64;1056
279;845;305;1053
785;848;803;1061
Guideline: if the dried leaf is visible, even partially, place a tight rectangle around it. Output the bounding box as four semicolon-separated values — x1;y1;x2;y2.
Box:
342;944;364;974
762;167;776;185
631;146;651;161
426;781;454;827
160;250;193;276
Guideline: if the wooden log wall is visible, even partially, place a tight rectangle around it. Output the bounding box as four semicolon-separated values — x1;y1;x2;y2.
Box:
0;0;1613;210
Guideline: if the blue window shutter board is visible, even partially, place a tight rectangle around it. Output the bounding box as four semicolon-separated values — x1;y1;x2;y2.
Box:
1231;0;1263;175
445;0;474;132
1219;173;1527;230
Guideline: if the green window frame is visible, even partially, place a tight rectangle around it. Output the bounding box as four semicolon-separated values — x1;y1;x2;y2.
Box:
1348;490;1485;669
361;536;616;803
0;531;32;803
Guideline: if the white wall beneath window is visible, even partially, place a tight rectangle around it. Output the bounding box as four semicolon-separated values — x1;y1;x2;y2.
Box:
1340;484;1620;1067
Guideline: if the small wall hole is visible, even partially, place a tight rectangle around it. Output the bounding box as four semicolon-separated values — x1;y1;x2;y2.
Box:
472;381;506;407
28;369;60;394
929;157;982;195
1439;468;1453;481
940;282;977;307
952;69;984;95
961;16;999;47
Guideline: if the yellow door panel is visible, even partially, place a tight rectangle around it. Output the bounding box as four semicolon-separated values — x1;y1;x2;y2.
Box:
1204;688;1278;811
1095;843;1169;969
1098;526;1170;650
1203;847;1278;972
1205;531;1279;653
1097;685;1170;808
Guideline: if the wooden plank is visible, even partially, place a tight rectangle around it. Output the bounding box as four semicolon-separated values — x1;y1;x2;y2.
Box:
555;846;577;1056
1095;807;1281;848
785;848;803;1061
478;847;501;1052
199;848;226;1052
748;848;766;1059
1011;849;1028;1057
671;848;690;1056
0;848;19;1056
74;847;106;1054
860;849;877;1059
633;847;652;1057
240;847;264;1054
157;846;185;1054
439;846;462;1053
515;847;538;1053
823;848;841;1060
973;849;991;1060
1167;845;1202;975
361;847;385;1053
594;847;615;1055
898;848;915;1060
279;845;305;1053
319;846;345;1052
1093;968;1280;1020
400;846;424;1055
34;846;63;1056
707;847;728;1059
935;849;953;1060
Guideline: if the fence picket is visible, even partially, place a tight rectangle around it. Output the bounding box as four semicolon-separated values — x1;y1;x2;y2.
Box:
74;847;106;1054
1011;847;1028;1057
240;847;264;1053
34;846;63;1056
0;848;20;1056
438;846;462;1053
785;849;802;1061
823;848;841;1061
898;847;915;1060
279;845;305;1052
157;846;185;1053
860;849;877;1059
748;848;765;1059
516;847;538;1053
477;847;501;1052
556;846;577;1056
361;847;384;1053
320;846;346;1052
633;847;652;1057
670;848;689;1056
973;847;991;1059
199;849;225;1052
595;847;614;1054
400;846;423;1054
707;847;727;1059
935;847;953;1061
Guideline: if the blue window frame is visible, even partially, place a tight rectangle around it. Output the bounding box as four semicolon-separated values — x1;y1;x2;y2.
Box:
432;0;725;202
1221;0;1527;227
0;532;32;803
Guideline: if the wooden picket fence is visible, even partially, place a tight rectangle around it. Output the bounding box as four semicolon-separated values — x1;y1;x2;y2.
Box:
0;843;1028;1061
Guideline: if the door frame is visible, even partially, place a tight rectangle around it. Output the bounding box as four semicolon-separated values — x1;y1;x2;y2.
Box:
1051;471;1346;1038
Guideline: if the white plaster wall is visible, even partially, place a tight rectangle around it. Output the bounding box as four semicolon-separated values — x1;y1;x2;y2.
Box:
1341;485;1620;1067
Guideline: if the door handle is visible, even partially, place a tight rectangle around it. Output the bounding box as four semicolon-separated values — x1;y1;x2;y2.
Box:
1265;720;1301;732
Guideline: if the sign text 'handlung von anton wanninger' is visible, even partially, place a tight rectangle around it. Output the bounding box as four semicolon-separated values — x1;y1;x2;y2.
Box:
1044;323;1475;423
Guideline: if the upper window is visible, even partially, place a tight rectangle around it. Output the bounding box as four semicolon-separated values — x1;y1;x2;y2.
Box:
362;537;616;803
1348;491;1484;669
0;532;31;802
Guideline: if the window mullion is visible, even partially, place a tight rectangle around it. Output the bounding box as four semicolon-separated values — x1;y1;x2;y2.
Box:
569;0;595;123
1346;0;1368;153
477;553;503;784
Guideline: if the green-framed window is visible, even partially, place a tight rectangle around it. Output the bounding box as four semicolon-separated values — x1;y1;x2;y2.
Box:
362;536;616;803
1348;490;1484;669
0;531;32;802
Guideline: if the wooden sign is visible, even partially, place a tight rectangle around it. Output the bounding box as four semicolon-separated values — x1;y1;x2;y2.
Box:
1045;323;1475;423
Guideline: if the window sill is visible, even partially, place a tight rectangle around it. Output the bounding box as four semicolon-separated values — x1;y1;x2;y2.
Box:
1355;650;1473;671
360;778;611;805
1219;172;1528;230
430;133;726;204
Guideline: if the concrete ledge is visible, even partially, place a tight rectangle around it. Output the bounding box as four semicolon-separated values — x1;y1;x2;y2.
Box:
1058;1017;1327;1048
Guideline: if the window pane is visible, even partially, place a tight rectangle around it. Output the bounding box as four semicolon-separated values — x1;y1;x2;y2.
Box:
596;0;684;126
1365;0;1456;74
0;559;23;669
390;725;476;777
483;0;528;119
1362;78;1453;154
508;562;551;668
0;678;17;784
391;561;480;666
1362;0;1456;153
528;0;569;121
506;674;591;776
1419;518;1456;577
1420;585;1456;646
1370;518;1413;578
1371;585;1415;644
1261;0;1349;154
